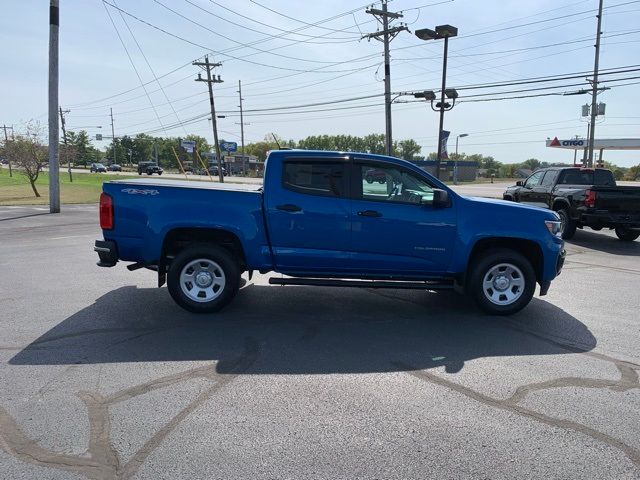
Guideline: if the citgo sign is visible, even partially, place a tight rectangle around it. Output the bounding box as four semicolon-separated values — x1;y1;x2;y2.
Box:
548;137;585;147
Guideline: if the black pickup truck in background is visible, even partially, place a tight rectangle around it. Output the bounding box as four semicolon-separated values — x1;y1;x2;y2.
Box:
503;167;640;241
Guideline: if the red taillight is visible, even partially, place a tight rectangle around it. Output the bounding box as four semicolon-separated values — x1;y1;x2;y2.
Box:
99;192;113;230
584;189;597;208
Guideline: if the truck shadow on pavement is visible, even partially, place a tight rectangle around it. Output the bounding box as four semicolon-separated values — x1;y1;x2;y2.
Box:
10;283;597;374
567;229;640;256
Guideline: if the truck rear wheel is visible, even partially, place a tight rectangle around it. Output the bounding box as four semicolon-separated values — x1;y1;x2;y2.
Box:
557;208;576;240
469;248;536;316
167;244;240;313
614;227;640;242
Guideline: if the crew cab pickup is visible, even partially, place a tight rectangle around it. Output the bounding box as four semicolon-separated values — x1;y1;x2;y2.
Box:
503;167;640;241
95;150;565;315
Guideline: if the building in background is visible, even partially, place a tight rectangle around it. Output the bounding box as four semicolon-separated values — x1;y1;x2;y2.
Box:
413;159;478;182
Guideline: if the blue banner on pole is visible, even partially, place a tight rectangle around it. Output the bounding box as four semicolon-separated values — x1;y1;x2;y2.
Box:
440;130;450;160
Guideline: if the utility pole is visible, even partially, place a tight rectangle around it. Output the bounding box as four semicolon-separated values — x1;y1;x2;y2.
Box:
59;107;72;182
238;80;246;176
110;108;117;165
2;125;13;177
363;1;408;156
194;55;224;183
49;0;60;213
587;0;604;168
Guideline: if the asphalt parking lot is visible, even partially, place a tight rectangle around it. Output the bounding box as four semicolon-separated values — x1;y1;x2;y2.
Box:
1;204;639;479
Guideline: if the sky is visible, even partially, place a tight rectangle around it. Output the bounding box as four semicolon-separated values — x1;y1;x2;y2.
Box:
1;0;640;166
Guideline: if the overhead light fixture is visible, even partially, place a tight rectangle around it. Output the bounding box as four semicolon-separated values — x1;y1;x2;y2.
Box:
435;24;458;38
444;88;459;99
414;90;436;101
414;28;438;41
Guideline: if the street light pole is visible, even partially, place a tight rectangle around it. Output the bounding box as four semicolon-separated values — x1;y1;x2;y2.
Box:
435;35;450;180
48;0;60;213
454;133;468;185
415;24;458;180
238;80;246;176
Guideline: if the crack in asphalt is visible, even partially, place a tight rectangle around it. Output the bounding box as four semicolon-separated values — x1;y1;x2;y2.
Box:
367;287;640;469
0;337;260;480
396;356;640;470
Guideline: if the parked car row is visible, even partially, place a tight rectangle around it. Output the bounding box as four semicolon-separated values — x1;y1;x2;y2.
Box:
90;163;121;172
192;166;227;177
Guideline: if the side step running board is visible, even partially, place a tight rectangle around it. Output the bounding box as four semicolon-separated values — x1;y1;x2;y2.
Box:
268;277;453;290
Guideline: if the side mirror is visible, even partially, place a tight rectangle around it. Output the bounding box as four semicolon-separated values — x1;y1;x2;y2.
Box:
423;188;450;208
516;181;523;186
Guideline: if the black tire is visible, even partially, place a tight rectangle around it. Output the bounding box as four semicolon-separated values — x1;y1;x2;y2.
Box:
138;172;142;175
158;171;163;175
468;248;536;316
365;177;373;184
167;244;240;313
557;208;576;240
615;227;640;242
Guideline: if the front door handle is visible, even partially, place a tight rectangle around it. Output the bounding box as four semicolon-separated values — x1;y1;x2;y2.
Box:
276;204;302;212
357;210;382;218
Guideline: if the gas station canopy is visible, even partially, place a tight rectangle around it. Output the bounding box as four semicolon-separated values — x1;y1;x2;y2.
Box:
546;137;640;150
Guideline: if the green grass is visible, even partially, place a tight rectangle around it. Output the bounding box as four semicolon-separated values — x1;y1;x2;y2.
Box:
0;168;137;205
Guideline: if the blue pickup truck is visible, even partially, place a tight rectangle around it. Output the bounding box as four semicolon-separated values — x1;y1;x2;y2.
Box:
95;150;565;315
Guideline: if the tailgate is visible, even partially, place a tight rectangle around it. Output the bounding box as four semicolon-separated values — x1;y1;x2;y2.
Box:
593;187;640;213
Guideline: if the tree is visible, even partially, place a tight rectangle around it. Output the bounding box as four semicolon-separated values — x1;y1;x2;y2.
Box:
626;163;640;181
5;124;47;197
244;140;279;161
521;158;542;171
64;130;94;166
397;139;421;160
499;163;519;178
132;134;155;164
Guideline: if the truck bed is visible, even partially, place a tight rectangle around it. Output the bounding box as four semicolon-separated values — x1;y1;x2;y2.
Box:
102;178;271;269
108;177;263;192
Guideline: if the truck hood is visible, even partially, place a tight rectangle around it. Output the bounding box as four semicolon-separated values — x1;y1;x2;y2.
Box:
460;195;558;219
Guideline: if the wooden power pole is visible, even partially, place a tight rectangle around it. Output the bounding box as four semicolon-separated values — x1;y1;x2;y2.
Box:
194;56;224;183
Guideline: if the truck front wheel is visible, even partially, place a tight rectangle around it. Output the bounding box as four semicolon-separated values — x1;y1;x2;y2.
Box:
556;208;576;240
167;244;240;313
469;248;536;316
614;227;640;242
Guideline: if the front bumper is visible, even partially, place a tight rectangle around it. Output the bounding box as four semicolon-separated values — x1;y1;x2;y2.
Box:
556;248;566;275
540;248;565;296
94;240;118;267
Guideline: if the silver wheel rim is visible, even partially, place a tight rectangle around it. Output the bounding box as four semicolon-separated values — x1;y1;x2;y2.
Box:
179;258;226;303
482;263;525;306
558;211;567;235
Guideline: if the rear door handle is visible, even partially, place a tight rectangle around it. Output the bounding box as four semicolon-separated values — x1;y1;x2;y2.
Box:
357;210;382;218
276;204;302;212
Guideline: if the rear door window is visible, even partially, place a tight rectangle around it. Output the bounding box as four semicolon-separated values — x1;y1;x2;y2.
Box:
541;171;557;187
283;161;347;197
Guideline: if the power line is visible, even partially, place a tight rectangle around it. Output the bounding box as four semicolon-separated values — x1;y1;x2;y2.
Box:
103;0;373;73
247;0;367;35
114;0;189;136
157;0;361;65
101;0;169;141
106;67;640;134
202;0;365;38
